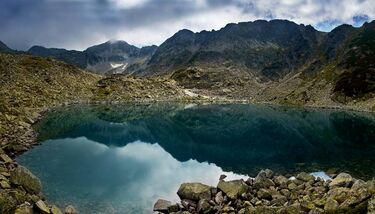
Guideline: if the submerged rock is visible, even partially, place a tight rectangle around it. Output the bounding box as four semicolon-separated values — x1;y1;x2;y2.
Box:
153;199;172;213
10;166;42;194
64;205;77;214
217;179;248;199
177;183;212;201
51;205;63;214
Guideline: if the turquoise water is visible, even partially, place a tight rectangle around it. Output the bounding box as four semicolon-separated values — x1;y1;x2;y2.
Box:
17;104;375;213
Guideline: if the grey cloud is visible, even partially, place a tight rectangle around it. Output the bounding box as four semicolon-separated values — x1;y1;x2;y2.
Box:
0;0;373;50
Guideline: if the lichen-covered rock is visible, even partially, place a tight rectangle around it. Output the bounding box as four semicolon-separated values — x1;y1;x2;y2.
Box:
324;198;339;211
177;183;212;201
329;173;354;188
35;200;50;214
14;203;33;214
273;175;288;188
257;188;272;200
217;179;248;199
51;205;63;214
253;170;275;189
153;199;172;213
296;172;314;182
369;195;375;214
10;166;42;194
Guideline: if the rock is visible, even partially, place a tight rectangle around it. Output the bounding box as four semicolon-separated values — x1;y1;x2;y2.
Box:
263;169;274;178
257;189;272;200
153;199;172;213
14;203;33;214
35;200;50;214
324;198;339;211
273;175;288;188
287;182;297;190
327;187;350;203
296;172;314;182
197;199;212;213
329;172;354;188
367;179;375;194
309;207;324;214
51;205;63;214
0;154;12;163
219;174;227;180
64;205;77;214
177;183;212;201
167;204;179;213
0;180;11;188
214;191;224;205
369;195;375;214
217;179;248;199
253;170;275;189
10;166;42;194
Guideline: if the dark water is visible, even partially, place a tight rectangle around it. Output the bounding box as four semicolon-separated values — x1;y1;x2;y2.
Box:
17;103;375;213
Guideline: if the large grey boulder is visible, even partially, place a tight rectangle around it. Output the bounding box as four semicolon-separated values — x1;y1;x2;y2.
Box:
253;170;275;189
329;173;354;188
177;183;212;201
153;199;172;213
10;166;42;194
217;179;248;199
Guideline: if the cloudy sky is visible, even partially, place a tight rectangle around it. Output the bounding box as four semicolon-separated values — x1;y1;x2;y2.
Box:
0;0;373;51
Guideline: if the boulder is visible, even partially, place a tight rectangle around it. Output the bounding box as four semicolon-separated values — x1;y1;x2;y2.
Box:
197;199;212;213
51;205;63;214
217;179;248;200
368;195;375;214
64;205;77;214
253;171;275;189
273;175;288;188
214;191;224;205
324;198;339;211
296;172;314;182
177;183;212;201
10;166;42;194
35;200;50;214
257;188;272;200
167;204;179;213
329;173;354;188
153;199;172;213
14;203;33;214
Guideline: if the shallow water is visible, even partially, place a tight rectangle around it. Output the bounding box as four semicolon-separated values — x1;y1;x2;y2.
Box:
17;103;375;213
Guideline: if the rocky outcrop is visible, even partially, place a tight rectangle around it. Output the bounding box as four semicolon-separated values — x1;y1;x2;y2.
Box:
10;166;42;194
155;169;375;214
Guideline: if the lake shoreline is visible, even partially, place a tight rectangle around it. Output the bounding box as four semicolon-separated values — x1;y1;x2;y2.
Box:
154;169;375;214
1;98;375;214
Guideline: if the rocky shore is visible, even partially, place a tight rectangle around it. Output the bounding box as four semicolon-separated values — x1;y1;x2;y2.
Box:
154;169;375;214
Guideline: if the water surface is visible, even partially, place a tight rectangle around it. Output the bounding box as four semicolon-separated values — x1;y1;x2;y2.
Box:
17;103;375;213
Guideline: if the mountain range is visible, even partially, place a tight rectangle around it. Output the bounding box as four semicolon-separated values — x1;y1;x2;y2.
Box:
1;19;374;102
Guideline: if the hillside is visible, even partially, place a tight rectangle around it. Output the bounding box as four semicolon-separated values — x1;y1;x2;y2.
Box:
28;41;157;75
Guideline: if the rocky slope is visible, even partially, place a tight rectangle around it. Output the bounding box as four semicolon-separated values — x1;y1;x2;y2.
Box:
0;53;192;213
28;41;157;75
154;169;375;214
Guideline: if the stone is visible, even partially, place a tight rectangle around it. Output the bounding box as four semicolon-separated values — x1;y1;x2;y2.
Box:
14;203;33;214
35;200;50;214
10;166;42;194
257;188;272;200
197;199;212;213
309;207;324;214
177;183;212;201
167;204;179;213
0;154;12;163
217;179;248;200
369;195;375;214
214;191;224;205
329;173;354;188
287;182;297;190
273;175;288;188
296;172;314;182
153;199;172;213
263;169;274;178
0;180;11;188
324;198;339;211
51;205;63;214
253;171;275;189
64;205;77;214
327;187;350;203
